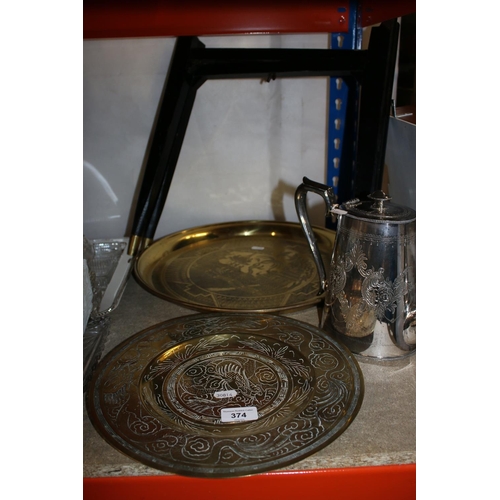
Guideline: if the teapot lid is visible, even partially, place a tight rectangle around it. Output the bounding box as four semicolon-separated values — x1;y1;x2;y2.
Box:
340;191;416;222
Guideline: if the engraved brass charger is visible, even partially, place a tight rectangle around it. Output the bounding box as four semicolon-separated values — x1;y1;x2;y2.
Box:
86;313;364;478
134;221;336;312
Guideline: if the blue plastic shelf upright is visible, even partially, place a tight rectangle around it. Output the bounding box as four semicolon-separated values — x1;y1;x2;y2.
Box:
327;1;362;199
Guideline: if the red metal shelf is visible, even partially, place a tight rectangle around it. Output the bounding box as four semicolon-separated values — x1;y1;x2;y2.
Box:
83;464;416;500
83;0;415;39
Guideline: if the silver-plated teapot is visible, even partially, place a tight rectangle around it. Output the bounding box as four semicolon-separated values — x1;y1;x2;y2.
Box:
295;177;416;361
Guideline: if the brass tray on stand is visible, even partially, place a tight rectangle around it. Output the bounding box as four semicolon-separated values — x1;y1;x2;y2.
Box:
134;221;335;312
86;313;364;478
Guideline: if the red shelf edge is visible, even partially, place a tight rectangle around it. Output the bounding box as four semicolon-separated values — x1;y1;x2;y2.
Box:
82;1;352;39
84;463;416;500
83;1;416;40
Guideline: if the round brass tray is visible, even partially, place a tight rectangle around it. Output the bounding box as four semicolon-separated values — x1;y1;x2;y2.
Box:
87;313;364;478
134;220;335;312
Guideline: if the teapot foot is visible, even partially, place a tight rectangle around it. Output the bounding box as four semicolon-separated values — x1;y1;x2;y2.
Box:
353;350;415;366
324;323;416;364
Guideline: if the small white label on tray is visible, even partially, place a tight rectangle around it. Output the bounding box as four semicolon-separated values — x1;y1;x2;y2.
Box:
214;390;237;399
251;246;265;250
220;407;258;422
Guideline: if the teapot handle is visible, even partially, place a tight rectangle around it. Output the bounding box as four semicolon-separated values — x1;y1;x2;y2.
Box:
294;177;337;294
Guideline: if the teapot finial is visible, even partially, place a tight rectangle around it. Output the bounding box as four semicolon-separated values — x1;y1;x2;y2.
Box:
368;190;391;213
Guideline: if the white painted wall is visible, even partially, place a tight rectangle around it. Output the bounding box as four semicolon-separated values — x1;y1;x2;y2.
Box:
83;34;330;240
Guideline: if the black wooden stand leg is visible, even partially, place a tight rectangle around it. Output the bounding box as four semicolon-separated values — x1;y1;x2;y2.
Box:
128;36;206;255
353;19;400;199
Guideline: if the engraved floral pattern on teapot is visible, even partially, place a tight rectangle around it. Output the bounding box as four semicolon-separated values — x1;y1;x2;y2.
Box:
327;242;414;338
